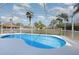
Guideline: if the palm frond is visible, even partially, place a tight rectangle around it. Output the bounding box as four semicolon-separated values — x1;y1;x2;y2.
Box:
73;3;79;15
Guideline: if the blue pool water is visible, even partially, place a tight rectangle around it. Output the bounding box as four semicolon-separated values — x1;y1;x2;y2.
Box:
1;34;66;49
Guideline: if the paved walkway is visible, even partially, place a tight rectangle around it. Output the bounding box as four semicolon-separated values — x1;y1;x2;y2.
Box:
0;39;79;55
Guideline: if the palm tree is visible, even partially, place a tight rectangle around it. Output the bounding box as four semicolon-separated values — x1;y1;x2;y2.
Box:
26;11;33;26
9;18;13;32
73;3;79;15
10;18;13;25
26;11;33;33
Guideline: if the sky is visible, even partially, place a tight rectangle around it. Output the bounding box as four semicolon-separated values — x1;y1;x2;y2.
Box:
0;3;78;26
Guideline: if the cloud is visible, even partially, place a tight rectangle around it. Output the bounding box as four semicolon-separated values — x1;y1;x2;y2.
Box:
67;5;78;16
13;3;31;11
0;16;30;25
49;7;68;15
48;16;57;20
12;16;20;23
12;4;30;19
36;15;45;22
0;16;20;23
0;16;11;23
39;3;44;7
13;3;31;18
35;15;47;23
35;15;58;26
66;6;74;16
37;15;58;21
13;10;25;17
38;3;47;8
13;4;22;11
17;3;31;8
49;6;76;17
64;3;75;6
64;3;78;15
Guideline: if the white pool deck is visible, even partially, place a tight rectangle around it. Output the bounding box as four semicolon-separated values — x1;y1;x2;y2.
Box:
0;34;79;55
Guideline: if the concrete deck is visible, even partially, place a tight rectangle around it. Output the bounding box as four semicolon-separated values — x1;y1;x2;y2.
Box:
0;38;79;55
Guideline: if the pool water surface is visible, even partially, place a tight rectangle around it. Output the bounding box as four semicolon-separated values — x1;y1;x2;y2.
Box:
1;34;66;49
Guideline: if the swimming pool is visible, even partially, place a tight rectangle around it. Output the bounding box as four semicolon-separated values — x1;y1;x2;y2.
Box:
1;33;66;49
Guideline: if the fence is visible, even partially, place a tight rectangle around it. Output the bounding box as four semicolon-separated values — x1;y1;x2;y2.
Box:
0;28;62;35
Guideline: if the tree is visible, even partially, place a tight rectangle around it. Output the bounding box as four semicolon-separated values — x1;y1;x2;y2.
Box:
56;17;63;26
10;18;13;24
49;17;63;29
9;18;13;30
16;23;23;26
49;19;57;29
57;13;68;21
34;21;45;30
26;11;33;26
57;13;68;35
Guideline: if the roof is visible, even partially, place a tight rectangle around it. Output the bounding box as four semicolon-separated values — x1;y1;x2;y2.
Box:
0;24;20;28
